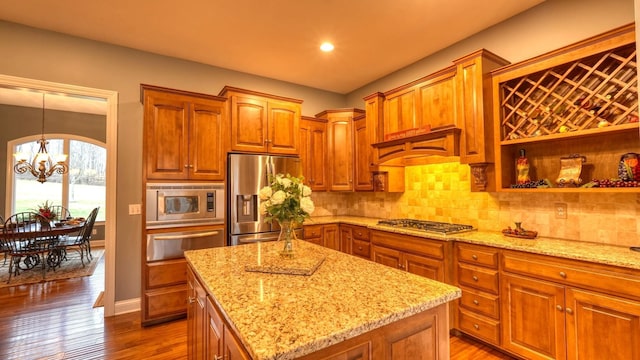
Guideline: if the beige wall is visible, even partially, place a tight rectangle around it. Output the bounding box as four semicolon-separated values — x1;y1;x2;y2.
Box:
0;0;636;303
312;162;640;247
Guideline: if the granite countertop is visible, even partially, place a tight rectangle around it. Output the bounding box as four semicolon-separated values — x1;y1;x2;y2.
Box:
184;240;461;360
307;215;640;271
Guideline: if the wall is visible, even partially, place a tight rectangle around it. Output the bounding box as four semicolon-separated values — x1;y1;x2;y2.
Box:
312;162;640;247
0;21;346;302
0;0;636;303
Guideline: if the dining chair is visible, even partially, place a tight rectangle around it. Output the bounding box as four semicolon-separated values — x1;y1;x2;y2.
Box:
58;207;99;266
2;212;52;283
50;205;72;221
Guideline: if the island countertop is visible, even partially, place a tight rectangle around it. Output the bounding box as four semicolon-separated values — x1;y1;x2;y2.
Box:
185;239;461;360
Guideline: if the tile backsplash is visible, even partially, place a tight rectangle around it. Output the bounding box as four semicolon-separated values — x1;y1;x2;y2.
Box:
311;161;640;247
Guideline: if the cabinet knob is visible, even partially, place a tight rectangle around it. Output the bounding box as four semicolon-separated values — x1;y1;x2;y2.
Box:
358;246;363;251
357;232;362;236
473;299;479;306
566;307;573;315
214;356;223;360
556;305;563;312
184;164;189;168
472;275;479;282
472;254;478;260
264;139;271;144
188;297;195;304
473;324;480;330
559;271;567;278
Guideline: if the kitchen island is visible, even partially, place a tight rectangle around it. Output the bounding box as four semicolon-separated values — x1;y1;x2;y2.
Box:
185;239;461;360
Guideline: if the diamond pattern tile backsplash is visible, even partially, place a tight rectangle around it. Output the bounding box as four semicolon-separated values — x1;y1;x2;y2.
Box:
310;161;640;247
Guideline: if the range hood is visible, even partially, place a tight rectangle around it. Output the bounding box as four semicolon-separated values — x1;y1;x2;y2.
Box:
371;125;461;166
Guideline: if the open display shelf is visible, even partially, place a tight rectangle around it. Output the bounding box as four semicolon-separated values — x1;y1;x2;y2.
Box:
492;24;640;192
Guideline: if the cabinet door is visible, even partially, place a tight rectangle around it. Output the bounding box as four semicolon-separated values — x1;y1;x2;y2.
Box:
328;118;353;191
223;326;251;360
267;100;300;155
339;225;352;254
299;119;328;191
501;273;566;360
404;252;445;282
230;95;268;153
418;71;456;129
566;288;640;360
372;245;402;270
353;117;373;191
206;297;223;360
144;92;190;180
384;88;416;134
323;224;340;251
187;268;207;360
189;99;226;181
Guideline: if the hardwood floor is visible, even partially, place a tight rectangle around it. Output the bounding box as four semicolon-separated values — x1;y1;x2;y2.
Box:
0;252;187;360
0;253;515;359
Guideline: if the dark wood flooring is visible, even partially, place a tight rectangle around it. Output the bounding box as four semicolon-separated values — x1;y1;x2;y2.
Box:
0;253;515;359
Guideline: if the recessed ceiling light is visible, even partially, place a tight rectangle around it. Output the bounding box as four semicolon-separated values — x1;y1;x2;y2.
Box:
320;42;334;52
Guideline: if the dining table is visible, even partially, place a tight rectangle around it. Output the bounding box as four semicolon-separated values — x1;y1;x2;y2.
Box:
1;220;86;274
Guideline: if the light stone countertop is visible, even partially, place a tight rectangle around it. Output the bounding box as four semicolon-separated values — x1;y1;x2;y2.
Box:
307;215;640;271
184;239;461;360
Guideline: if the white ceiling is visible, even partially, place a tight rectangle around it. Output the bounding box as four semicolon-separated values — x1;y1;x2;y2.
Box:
1;0;545;94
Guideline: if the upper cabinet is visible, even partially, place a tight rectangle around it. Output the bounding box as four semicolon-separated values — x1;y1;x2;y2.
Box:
219;86;302;155
141;85;227;181
491;23;639;192
299;116;328;191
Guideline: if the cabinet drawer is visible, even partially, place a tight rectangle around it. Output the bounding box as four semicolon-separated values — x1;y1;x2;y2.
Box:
371;230;444;259
458;309;500;345
352;239;370;259
144;284;188;319
457;243;498;269
457;263;499;294
146;259;187;289
459;287;500;319
304;225;323;239
502;251;640;301
351;226;370;241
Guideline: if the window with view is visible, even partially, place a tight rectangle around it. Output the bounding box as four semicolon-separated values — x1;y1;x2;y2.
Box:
9;135;106;222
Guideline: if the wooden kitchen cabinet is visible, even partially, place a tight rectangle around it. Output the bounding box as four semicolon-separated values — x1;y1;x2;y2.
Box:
370;230;446;282
322;223;340;251
454;243;501;346
220;86;301;155
501;249;640;360
303;224;323;246
340;224;370;259
492;24;639;192
353;114;374;191
299;116;328;191
317;109;365;191
187;267;207;360
142;85;227;181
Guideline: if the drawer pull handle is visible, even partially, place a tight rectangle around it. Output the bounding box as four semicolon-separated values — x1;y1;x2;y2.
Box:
566;307;573;315
472;254;478;260
559;271;567;278
472;275;478;281
473;299;479;305
556;305;563;312
473;324;480;330
188;297;195;304
358;246;363;250
214;355;223;360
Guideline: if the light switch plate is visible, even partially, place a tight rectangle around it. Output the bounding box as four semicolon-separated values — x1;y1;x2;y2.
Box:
554;203;567;219
129;204;141;215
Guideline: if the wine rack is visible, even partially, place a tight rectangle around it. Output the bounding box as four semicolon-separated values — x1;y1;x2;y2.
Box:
492;23;640;192
499;43;637;142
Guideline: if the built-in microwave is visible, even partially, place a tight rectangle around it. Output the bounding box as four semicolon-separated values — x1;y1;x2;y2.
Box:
146;182;224;229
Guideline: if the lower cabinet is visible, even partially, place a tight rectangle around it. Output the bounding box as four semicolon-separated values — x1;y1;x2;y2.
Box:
341;224;370;260
323;224;340;251
188;266;250;360
370;230;446;282
501;250;640;360
143;258;188;325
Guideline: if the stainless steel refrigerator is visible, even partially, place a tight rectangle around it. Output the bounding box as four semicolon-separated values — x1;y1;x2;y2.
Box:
227;153;301;246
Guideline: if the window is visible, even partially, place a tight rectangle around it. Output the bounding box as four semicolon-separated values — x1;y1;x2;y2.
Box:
8;135;106;222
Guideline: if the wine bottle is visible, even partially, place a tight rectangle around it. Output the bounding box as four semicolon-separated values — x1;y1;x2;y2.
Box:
516;149;531;185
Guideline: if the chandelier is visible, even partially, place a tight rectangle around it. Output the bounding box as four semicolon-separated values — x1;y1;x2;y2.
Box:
14;94;69;183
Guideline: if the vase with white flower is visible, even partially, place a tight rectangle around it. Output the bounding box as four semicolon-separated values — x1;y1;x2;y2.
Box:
259;173;315;257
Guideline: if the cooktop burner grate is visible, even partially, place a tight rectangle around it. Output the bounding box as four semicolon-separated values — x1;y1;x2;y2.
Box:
377;219;475;234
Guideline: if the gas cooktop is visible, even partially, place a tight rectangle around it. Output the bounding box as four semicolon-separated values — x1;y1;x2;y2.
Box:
377;219;475;235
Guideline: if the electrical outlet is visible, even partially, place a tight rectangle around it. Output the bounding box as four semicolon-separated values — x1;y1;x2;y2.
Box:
555;203;567;219
92;229;97;235
129;204;141;215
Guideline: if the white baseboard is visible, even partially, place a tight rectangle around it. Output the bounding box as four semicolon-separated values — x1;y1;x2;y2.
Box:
114;297;140;315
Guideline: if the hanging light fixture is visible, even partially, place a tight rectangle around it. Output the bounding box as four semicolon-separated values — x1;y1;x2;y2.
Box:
13;93;69;183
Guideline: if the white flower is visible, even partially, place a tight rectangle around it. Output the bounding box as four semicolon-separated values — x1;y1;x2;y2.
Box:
259;200;270;215
302;185;312;197
259;186;272;200
300;196;315;214
279;177;292;189
270;190;286;205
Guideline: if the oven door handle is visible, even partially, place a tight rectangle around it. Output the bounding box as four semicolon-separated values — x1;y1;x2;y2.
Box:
154;231;220;241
